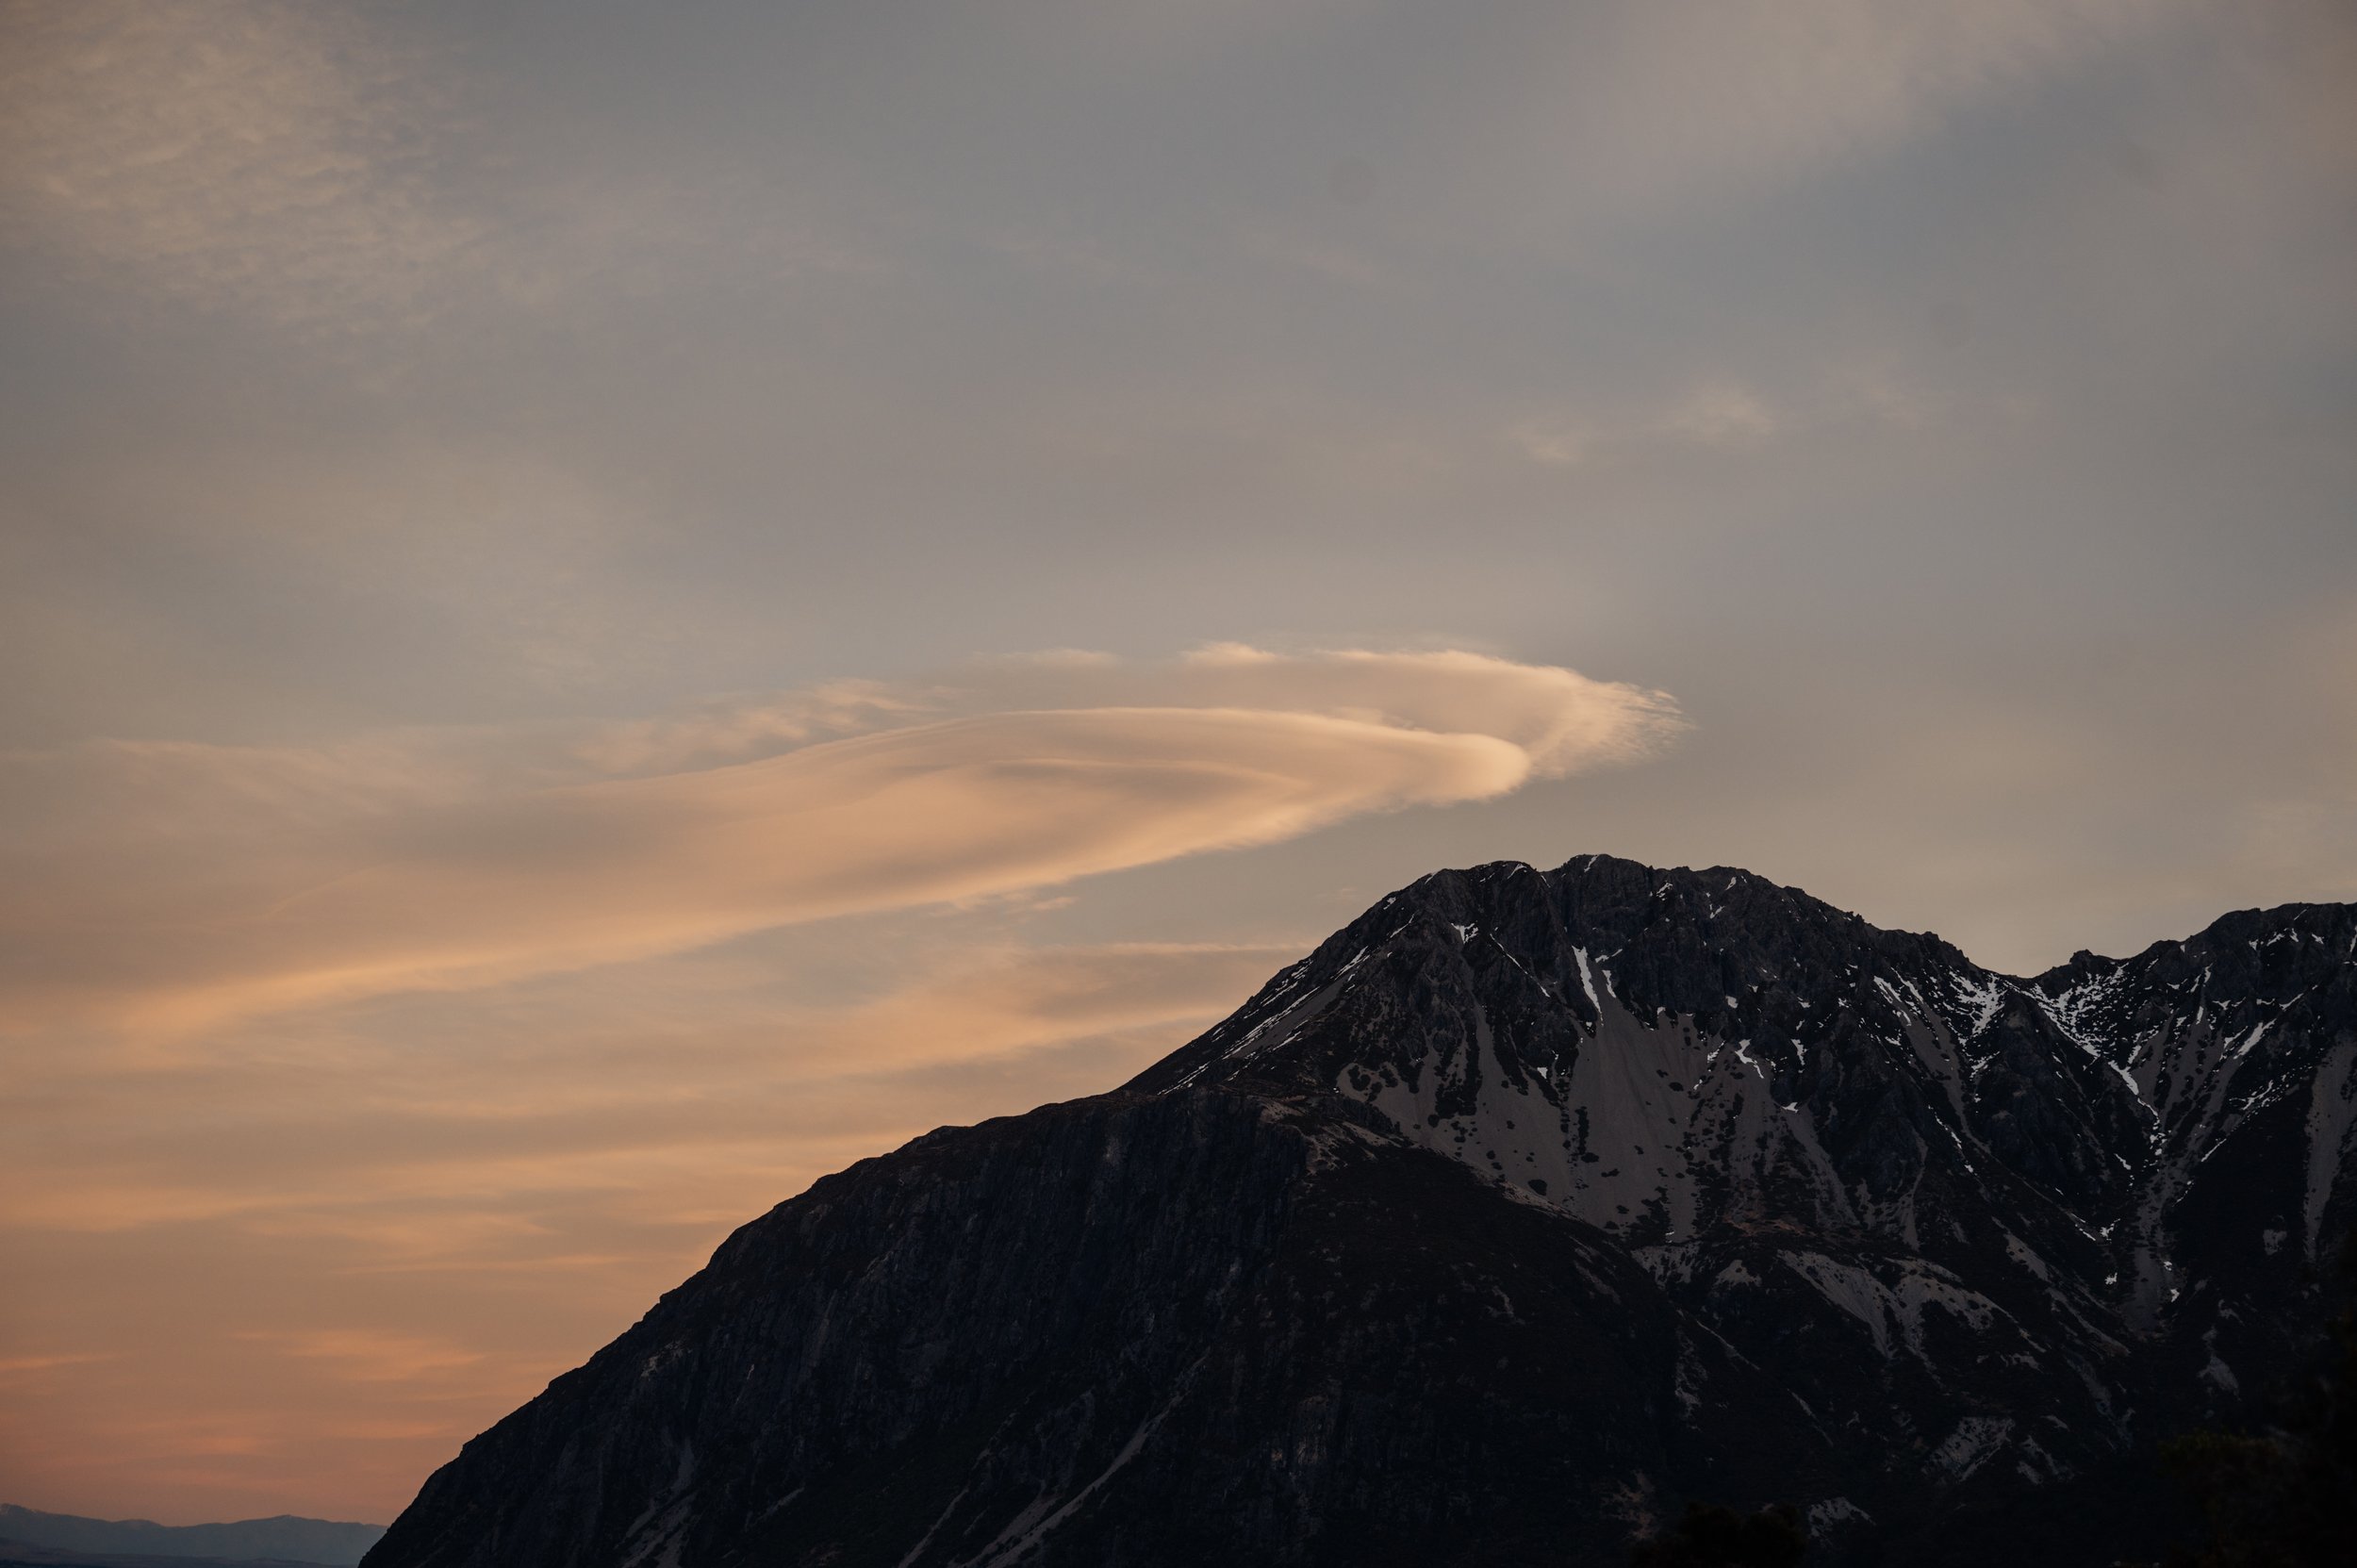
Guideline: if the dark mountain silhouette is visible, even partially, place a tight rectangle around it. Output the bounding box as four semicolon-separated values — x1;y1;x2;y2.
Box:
0;1504;382;1566
360;855;2357;1566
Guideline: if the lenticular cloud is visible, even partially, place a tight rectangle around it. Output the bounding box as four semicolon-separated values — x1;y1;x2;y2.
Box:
0;648;1682;1032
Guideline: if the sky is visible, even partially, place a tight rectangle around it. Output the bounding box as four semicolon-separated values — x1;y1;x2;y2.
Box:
1;0;2352;1528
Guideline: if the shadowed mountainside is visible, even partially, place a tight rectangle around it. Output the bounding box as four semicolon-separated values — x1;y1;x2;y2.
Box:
362;855;2357;1566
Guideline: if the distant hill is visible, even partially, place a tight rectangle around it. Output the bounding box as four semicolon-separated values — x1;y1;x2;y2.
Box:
0;1506;382;1567
0;1542;342;1568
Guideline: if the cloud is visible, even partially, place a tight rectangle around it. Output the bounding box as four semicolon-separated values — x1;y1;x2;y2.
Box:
1501;0;2196;213
1509;369;1946;470
751;940;1301;1075
0;649;1678;1033
0;1;870;337
0;0;481;330
239;1330;486;1385
569;682;933;775
0;938;1292;1235
0;926;1303;1518
0;1353;116;1377
1513;381;1783;469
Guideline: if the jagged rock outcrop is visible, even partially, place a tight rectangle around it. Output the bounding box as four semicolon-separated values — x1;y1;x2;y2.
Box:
363;856;2357;1567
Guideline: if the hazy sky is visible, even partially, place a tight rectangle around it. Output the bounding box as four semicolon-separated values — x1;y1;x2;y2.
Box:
3;0;2352;1527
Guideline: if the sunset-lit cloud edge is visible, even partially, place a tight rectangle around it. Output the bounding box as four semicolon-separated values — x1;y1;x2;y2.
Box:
0;647;1681;1037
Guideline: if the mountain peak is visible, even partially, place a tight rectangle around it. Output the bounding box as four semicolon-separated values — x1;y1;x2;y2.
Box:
358;860;2357;1568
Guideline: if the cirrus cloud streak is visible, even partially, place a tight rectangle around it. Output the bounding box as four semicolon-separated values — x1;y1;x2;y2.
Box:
0;649;1678;1035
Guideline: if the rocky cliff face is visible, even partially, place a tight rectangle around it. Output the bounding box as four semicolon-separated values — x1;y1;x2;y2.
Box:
363;856;2357;1567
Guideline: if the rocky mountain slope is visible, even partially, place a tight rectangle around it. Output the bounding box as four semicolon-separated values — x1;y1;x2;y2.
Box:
361;856;2357;1567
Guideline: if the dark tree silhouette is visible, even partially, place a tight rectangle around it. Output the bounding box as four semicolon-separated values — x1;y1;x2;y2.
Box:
2148;1262;2357;1567
1629;1502;1806;1568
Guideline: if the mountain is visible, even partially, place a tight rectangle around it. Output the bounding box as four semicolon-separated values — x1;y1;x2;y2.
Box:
0;1542;354;1568
360;855;2357;1566
0;1506;383;1566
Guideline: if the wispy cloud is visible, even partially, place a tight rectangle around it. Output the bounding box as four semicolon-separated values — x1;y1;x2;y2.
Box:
1512;380;1784;469
731;939;1300;1076
1502;0;2196;211
0;925;1311;1515
0;649;1678;1034
0;0;869;336
1508;366;1941;470
239;1330;486;1385
0;1352;117;1377
0;0;481;330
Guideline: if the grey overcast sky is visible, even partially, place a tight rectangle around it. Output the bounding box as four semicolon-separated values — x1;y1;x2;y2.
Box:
2;0;2352;1527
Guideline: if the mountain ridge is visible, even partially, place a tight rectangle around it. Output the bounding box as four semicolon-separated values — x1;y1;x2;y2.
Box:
0;1505;383;1567
359;853;2357;1567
